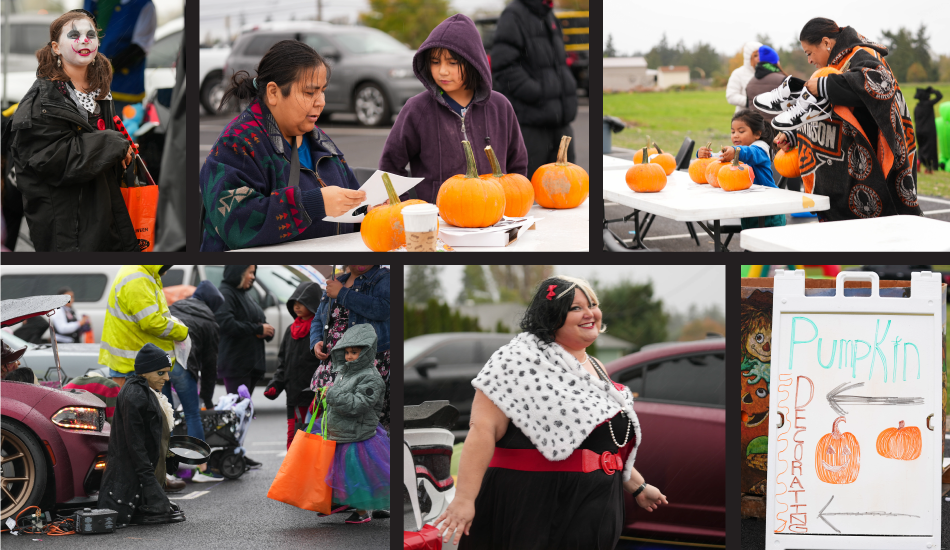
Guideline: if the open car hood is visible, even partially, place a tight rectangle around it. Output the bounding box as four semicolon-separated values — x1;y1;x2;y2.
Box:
1;295;70;327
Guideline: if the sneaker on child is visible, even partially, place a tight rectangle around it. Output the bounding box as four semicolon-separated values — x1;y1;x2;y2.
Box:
344;511;371;524
316;504;352;518
753;76;803;114
771;90;831;130
192;470;225;483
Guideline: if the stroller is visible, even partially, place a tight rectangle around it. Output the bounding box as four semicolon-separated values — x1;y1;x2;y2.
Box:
172;388;255;479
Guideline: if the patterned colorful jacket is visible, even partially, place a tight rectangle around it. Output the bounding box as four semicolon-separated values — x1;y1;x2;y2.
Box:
200;101;360;251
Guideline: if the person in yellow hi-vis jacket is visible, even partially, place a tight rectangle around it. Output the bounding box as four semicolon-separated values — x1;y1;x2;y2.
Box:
99;265;188;387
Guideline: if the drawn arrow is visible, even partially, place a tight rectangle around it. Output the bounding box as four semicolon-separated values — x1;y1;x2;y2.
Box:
826;382;924;416
817;495;920;534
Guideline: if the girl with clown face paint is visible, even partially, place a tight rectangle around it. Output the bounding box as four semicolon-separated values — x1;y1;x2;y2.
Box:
9;10;141;252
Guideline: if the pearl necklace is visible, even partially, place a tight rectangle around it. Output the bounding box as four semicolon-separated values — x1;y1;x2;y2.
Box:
585;354;632;449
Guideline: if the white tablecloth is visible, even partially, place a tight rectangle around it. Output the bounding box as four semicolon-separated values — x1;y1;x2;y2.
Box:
740;215;950;251
228;199;590;252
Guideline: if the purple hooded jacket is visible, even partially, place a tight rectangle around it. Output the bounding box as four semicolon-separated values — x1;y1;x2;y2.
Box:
378;14;528;204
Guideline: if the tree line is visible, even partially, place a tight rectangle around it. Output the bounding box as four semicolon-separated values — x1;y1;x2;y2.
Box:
605;24;950;85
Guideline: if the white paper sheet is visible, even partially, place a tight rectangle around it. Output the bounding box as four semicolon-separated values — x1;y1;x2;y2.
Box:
322;170;424;223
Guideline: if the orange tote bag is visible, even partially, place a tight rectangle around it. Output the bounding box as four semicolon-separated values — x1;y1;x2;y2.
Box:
267;398;335;514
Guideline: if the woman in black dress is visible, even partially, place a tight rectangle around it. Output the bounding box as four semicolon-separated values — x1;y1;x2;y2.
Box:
436;276;668;549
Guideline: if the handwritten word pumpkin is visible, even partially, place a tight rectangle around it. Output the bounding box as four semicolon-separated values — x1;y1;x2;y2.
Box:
437;140;506;227
774;146;801;178
688;142;714;183
360;173;430;251
718;155;755;191
648;141;676;176
481;144;533;217
625;147;667;193
815;416;860;484
531;136;589;208
876;420;922;461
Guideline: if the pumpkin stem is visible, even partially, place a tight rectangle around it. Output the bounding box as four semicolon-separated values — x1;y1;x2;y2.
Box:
461;140;479;179
381;173;401;205
652;141;664;155
556;135;572;165
832;416;846;438
639;147;650;165
485;145;504;178
731;149;744;169
898;420;905;429
705;141;712;149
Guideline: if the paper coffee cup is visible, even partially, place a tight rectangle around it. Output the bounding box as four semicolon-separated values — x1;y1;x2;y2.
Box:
402;204;440;252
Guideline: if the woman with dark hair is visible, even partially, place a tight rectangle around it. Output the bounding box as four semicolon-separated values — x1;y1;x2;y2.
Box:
435;276;667;549
10;9;138;251
752;17;922;221
199;40;366;251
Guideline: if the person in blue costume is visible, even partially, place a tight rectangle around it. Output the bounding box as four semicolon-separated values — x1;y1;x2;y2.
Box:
84;0;156;112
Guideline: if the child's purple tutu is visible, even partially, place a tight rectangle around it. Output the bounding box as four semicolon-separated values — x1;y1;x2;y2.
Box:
326;425;390;510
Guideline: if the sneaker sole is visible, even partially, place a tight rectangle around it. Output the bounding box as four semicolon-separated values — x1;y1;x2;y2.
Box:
317;506;352;517
345;518;371;524
772;111;831;131
754;97;800;115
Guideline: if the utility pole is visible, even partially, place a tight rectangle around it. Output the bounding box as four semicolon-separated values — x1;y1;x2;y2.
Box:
317;0;322;21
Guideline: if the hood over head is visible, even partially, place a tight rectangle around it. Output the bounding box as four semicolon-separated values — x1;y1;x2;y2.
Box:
413;14;493;106
222;265;254;290
141;265;163;278
330;324;378;373
743;41;763;70
286;281;323;318
192;280;225;313
518;0;553;17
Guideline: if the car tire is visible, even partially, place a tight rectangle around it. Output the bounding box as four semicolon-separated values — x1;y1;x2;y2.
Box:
353;82;391;127
200;70;226;116
1;419;48;521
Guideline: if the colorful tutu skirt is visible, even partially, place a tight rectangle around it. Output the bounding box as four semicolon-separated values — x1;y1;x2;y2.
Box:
326;425;390;510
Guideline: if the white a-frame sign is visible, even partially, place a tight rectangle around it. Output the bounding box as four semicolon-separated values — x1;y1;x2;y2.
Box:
766;270;944;550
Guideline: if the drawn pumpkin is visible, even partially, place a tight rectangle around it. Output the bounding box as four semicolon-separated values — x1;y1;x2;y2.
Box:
876;420;922;461
815;416;860;484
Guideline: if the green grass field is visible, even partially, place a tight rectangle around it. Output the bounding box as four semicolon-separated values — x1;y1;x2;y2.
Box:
605;83;950;198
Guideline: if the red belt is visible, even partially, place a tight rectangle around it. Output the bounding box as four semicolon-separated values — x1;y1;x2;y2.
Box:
488;447;624;475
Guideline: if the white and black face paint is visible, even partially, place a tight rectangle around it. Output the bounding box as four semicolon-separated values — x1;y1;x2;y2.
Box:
54;19;99;68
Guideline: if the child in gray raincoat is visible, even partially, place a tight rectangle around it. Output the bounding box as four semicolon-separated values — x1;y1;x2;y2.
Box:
318;323;389;524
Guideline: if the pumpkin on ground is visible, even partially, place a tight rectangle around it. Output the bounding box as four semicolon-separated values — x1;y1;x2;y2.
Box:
437;140;506;227
649;140;676;176
360;173;430;251
688;141;714;183
481;144;533;217
815;416;861;484
625;147;667;193
718;155;755;191
876;420;922;461
774;146;801;178
531;136;589;208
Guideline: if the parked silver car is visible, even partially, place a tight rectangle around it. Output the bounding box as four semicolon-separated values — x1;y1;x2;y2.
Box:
223;22;425;126
0;331;104;384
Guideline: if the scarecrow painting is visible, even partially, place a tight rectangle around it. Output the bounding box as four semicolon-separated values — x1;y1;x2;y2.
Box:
740;289;773;495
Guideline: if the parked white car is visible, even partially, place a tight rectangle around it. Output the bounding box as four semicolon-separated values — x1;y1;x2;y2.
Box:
199;44;232;115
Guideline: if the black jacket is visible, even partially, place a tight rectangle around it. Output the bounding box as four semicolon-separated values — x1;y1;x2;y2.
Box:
168;297;219;384
272;282;323;406
491;0;578;128
98;375;171;524
10;78;138;251
216;265;271;379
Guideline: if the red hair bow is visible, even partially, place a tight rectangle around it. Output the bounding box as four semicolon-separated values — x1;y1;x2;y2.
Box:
546;285;557;300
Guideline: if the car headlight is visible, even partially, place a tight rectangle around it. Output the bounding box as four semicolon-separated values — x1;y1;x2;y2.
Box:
388;68;411;79
51;407;104;431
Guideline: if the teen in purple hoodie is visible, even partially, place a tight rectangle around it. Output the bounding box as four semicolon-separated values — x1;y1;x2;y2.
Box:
378;14;528;205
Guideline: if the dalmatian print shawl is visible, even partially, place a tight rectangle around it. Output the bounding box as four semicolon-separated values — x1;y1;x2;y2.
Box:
472;332;642;481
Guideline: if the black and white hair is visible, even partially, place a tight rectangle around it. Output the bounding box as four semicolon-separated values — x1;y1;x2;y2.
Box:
520;275;605;344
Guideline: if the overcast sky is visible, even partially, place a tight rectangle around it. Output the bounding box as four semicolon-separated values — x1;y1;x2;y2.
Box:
198;0;508;43
420;265;725;314
604;0;950;58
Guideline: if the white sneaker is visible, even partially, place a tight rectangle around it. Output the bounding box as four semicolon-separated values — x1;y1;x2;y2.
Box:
771;90;831;130
753;76;802;114
192;470;224;483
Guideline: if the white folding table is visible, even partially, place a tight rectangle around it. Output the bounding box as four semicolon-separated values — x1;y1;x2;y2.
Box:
603;155;830;251
740;214;950;251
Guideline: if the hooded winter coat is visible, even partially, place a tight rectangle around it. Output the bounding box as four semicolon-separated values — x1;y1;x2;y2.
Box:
309;266;390;354
378;14;528;204
10;78;138;251
98;375;172;524
168;280;222;396
216;265;272;379
273;282;323;407
324;324;385;443
726;42;763;113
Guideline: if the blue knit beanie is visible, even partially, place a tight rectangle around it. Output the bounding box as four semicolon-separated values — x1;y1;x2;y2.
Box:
758;45;779;65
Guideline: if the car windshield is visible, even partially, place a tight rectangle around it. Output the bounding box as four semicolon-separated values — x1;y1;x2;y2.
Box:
333;29;410;54
255;266;302;303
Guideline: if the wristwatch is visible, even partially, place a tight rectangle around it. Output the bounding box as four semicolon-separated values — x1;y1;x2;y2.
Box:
632;483;646;498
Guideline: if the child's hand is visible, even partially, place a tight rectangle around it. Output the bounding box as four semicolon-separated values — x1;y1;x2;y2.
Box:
719;146;736;163
697;146;711;159
773;133;791;153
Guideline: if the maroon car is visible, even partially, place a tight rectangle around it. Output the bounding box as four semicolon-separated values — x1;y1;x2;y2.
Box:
1;296;110;522
604;336;726;546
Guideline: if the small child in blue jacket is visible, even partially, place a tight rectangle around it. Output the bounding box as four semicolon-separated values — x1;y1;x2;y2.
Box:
697;109;788;229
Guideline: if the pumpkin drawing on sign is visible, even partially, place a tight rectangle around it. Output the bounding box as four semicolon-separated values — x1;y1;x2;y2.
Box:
815;416;860;484
876;420;922;460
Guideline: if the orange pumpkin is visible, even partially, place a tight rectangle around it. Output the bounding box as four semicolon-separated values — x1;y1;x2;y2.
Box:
688;141;714;183
774;147;801;178
815;416;861;484
360;173;430;251
531;136;589;208
633;145;659;164
625;147;667;192
811;67;842;78
437;140;506;227
649;141;676;176
718;155;755;191
876;420;922;461
705;158;728;188
481;144;534;217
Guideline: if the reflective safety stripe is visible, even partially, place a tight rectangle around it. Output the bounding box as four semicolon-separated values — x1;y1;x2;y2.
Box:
99;340;138;359
107;302;159;324
114;272;152;296
159;320;175;338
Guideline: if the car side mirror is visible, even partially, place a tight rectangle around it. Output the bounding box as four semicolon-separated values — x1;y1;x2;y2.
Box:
415;357;438;378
